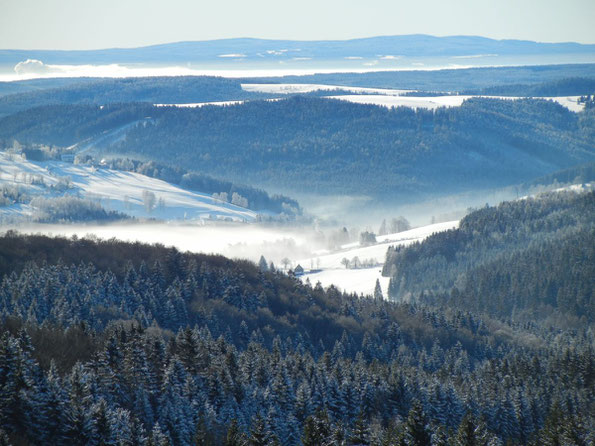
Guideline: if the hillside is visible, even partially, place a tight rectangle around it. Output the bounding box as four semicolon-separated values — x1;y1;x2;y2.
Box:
245;64;595;93
0;76;271;117
0;151;259;223
2;64;594;110
4;96;592;201
2;97;592;203
0;231;593;444
297;221;458;296
384;190;595;323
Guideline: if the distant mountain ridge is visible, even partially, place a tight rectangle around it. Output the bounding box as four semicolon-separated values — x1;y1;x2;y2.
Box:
1;35;594;66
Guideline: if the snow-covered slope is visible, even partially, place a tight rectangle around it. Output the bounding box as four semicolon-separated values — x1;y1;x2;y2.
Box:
327;94;586;112
151;84;586;113
0;152;257;222
241;83;414;96
297;221;458;297
241;83;586;112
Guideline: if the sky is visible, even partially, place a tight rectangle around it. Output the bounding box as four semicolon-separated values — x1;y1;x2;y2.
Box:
1;0;594;50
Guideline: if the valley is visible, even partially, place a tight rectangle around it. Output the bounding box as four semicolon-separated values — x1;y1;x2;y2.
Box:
0;26;593;445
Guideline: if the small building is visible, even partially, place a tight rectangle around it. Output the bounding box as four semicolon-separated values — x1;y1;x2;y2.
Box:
294;264;304;276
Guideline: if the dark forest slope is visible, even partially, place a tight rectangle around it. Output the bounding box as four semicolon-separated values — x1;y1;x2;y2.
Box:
0;76;271;117
0;231;592;444
384;191;595;323
2;97;593;200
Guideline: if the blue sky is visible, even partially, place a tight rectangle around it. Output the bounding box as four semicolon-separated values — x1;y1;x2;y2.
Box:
1;0;594;49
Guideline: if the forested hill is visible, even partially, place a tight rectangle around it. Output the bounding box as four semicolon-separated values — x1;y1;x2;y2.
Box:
384;190;595;323
464;76;595;97
0;76;272;117
0;231;593;444
1;97;593;200
1;64;593;104
243;64;595;92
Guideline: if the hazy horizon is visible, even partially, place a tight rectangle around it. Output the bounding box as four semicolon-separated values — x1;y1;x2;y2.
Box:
1;0;594;51
2;33;595;52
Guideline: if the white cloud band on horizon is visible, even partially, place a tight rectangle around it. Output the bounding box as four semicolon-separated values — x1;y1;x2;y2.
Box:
1;59;480;82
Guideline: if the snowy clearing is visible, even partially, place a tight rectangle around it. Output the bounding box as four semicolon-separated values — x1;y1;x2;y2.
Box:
0;152;257;222
326;94;466;110
547;96;587;113
297;220;458;297
326;94;586;112
160;94;585;112
241;83;586;112
241;83;414;96
153;84;584;112
519;182;595;200
304;268;392;299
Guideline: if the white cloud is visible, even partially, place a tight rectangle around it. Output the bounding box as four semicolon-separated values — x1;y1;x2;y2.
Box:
14;59;55;75
217;53;246;58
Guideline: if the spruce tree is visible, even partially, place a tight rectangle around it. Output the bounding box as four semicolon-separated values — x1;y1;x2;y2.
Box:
302;408;331;446
348;411;371;445
249;414;268;446
225;419;246;446
403;401;431;446
374;279;383;300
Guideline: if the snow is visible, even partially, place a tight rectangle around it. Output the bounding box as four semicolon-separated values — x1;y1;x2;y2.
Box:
241;84;586;112
297;221;458;297
305;268;392;298
8;219;457;298
154;100;245;108
325;94;585;112
552;182;594;193
241;83;414;96
326;94;465;110
0;152;257;222
547;96;586;113
519;182;595;200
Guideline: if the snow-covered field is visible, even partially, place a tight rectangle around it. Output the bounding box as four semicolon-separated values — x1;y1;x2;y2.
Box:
241;83;414;96
326;94;466;110
519;182;595;200
547;96;587;113
152;92;587;113
149;83;588;112
297;221;458;297
149;83;587;112
0;152;256;222
326;94;586;112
